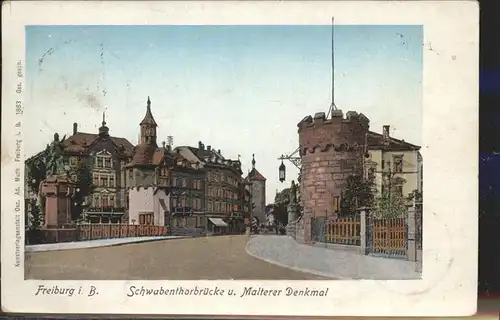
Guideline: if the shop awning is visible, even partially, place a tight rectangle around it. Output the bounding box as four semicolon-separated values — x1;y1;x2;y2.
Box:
208;218;228;227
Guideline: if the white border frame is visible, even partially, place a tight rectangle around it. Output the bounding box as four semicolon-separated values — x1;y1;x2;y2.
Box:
1;1;478;316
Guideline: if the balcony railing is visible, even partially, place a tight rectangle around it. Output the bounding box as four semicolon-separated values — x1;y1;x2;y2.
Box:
85;206;126;213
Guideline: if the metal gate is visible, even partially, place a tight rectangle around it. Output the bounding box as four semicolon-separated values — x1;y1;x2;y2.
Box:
367;216;408;259
415;205;423;250
311;217;326;243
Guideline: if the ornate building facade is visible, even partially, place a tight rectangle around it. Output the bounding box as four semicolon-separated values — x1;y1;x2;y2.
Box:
25;114;135;224
175;142;247;232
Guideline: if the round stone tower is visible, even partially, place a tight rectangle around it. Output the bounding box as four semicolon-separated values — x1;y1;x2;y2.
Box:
297;109;370;243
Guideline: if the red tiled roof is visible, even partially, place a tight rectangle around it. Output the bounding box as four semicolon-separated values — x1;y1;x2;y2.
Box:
246;168;267;181
130;146;191;168
127;144;156;167
62;132;135;156
367;131;420;151
152;148;165;166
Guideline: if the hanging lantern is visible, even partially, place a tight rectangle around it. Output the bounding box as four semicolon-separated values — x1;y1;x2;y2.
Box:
279;160;286;183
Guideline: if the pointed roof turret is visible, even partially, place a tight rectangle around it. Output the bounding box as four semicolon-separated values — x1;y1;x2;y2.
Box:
140;96;158;126
246;154;266;182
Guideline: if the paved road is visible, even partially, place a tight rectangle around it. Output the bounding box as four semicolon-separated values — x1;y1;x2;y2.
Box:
25;235;327;280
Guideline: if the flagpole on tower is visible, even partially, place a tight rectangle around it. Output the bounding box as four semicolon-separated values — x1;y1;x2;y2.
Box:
327;16;337;119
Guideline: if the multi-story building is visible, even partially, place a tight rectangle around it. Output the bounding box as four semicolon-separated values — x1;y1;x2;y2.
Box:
244;154;267;225
176;142;246;232
126;97;205;228
25;114;135;224
364;125;423;199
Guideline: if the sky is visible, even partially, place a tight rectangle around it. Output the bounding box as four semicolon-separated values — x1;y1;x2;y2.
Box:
25;25;423;204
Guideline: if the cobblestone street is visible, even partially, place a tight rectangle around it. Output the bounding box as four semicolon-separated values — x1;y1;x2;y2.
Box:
25;235;327;280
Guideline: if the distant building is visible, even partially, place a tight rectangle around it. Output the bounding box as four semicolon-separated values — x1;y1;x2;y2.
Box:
175;142;247;232
244;154;267;224
364;125;423;199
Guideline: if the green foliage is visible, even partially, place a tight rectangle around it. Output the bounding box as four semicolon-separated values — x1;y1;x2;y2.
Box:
274;187;290;205
74;158;93;199
25;155;47;193
272;203;288;225
407;189;423;203
71;158;94;221
341;167;376;216
27;199;43;231
272;188;290;225
373;192;408;219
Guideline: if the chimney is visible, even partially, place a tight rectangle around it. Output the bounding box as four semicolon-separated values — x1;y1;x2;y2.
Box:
383;125;390;145
73;122;78;135
218;149;221;154
162;141;166;148
207;145;211;151
198;141;205;150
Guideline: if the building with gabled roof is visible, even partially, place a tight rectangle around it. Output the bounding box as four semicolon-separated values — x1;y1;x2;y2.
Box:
175;142;248;233
244;154;267;225
126;97;205;229
24;112;136;224
364;124;423;200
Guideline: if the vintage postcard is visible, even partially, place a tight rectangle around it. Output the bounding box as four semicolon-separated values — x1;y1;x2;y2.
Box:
1;0;478;316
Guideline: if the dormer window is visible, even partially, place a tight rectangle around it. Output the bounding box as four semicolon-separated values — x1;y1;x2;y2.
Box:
95;150;112;169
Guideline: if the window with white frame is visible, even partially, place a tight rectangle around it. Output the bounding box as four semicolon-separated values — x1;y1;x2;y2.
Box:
95;150;112;169
69;157;78;167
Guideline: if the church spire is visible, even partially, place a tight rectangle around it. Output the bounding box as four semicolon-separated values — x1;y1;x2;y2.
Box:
102;111;106;126
252;154;256;169
139;96;158;146
140;96;158;126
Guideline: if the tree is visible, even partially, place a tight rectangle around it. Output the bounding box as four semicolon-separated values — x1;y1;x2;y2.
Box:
27;199;43;231
407;189;423;205
25;154;47;194
341;166;376;216
272;203;288;225
273;188;291;225
71;158;94;221
373;192;407;219
373;176;408;219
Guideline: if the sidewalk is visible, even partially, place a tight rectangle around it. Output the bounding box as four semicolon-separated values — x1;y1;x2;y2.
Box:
246;235;421;280
26;236;186;253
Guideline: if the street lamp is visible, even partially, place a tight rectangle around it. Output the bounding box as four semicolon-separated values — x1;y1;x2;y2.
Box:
277;147;301;183
279;160;286;183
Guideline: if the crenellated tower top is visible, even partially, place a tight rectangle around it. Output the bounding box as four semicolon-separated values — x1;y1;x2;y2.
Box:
297;109;370;155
